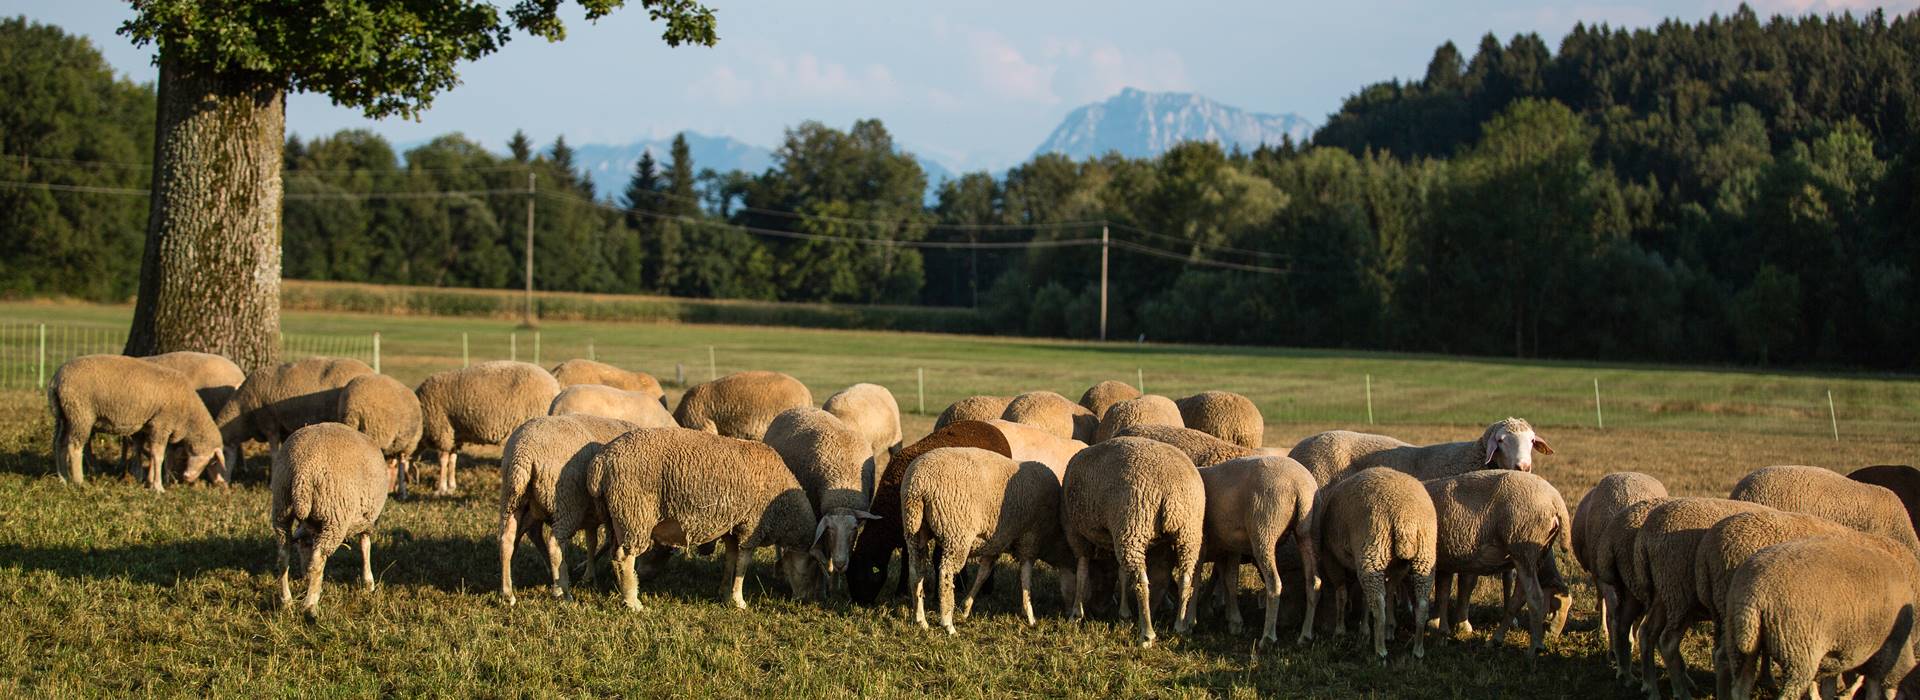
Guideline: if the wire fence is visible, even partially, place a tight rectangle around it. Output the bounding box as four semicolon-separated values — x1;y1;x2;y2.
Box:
0;321;377;389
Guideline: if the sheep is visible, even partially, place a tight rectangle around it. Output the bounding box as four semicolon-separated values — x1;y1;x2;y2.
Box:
1175;391;1264;449
1572;472;1669;654
48;354;227;491
1693;510;1891;699
1061;436;1206;647
1423;470;1571;655
271;423;390;619
1311;466;1437;660
1849;465;1920;537
1093;395;1185;444
985;419;1088;479
335;374;423;498
672;370;812;440
764;407;878;592
900;446;1062;633
587;427;819;610
846;420;1017;605
550;358;666;405
1183;455;1319;647
140;351;245;417
497;414;638;604
1115;424;1282;468
414;360;560;496
1594;497;1670;680
1001;390;1098;443
1628;497;1773;700
549;384;675;428
217;356;374;473
1290;418;1553;486
823;383;905;476
1079;380;1142;420
1730;464;1920;561
934;395;1014;430
1725;536;1920;700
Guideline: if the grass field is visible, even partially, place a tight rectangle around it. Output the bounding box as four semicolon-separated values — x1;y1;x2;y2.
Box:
0;300;1916;696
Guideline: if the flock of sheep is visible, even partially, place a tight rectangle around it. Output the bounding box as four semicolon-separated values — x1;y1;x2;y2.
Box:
42;351;1920;698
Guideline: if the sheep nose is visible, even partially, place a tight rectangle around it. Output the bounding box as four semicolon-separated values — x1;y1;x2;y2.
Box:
1517;461;1533;472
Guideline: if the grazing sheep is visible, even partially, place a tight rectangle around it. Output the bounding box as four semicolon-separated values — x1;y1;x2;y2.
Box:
335;374;423;498
823;383;905;476
846;420;1017;605
48;354;227;490
1061;437;1205;647
1595;497;1670;680
1572;472;1669;654
1079;380;1143;420
1291;418;1553;486
1175;391;1264;449
1423;470;1571;654
1730;464;1920;561
764;407;878;592
550;358;666;404
1312;467;1438;660
934;395;1013;430
587;427;819;610
1115;424;1281;468
1848;465;1920;537
218;356;374;474
1629;497;1772;700
140;351;245;417
414;361;560;496
672;370;812;440
497;414;637;604
1725;536;1920;700
549;384;675;428
1184;455;1319;646
1093;395;1185;444
1001;391;1098;443
984;419;1088;479
900;447;1062;633
271;423;389;619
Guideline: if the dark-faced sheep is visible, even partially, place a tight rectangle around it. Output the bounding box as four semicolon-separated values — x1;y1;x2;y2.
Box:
1062;437;1205;647
672;370;812;440
415;361;560;496
1175;391;1264;449
764;407;878;593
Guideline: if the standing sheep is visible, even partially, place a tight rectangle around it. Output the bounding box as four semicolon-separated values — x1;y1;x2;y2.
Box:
1079;380;1142;420
934;395;1013;430
846;420;1016;605
1115;424;1280;468
47;355;226;490
271;423;389;619
1848;465;1920;537
335;374;423;497
587;427;819;610
1423;470;1572;654
1185;455;1319;647
1175;391;1264;449
1572;472;1669;654
549;384;675;428
1725;536;1920;700
498;414;637;604
1729;464;1920;560
985;419;1089;479
1628;497;1772;700
1093;395;1185;444
764;407;878;593
141;351;245;417
218;356;374;475
1290;418;1552;486
1313;467;1438;660
1001;391;1098;443
900;447;1062;633
823;383;905;476
672;370;812;440
1594;497;1670;681
550;358;666;405
415;360;561;496
1061;436;1205;647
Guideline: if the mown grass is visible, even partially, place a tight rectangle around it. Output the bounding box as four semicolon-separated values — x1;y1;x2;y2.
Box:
0;300;1916;696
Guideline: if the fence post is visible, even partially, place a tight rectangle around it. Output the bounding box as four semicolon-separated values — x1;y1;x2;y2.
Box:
676;363;685;387
511;333;517;362
1365;374;1375;426
708;346;717;381
462;332;470;367
1593;378;1604;429
588;339;595;362
372;333;381;374
37;323;46;389
917;368;925;415
1136;368;1145;394
1828;390;1839;441
534;332;541;366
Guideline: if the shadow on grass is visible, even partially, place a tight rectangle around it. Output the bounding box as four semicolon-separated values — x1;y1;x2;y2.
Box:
0;537;259;587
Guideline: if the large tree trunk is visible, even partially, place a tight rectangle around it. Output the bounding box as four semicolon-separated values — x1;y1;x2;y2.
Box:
124;52;285;372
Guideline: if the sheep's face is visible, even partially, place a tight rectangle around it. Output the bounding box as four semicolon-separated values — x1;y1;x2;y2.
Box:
778;546;819;598
812;509;881;577
178;448;223;483
1483;426;1552;472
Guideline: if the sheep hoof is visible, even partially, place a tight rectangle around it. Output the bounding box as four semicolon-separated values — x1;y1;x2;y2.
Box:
1228;620;1243;635
302;607;321;624
1139;637;1156;648
942;625;956;636
623;598;644;612
1452;620;1473;636
504;595;517;606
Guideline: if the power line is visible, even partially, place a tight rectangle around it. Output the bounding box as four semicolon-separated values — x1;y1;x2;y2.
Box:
543;190;1105;250
1107;221;1295;261
0;179;151;195
620;184;1105;232
283;187;531;201
1108;239;1290;274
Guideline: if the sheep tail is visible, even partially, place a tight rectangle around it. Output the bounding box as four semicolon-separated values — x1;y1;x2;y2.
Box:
898;485;925;543
1728;600;1763;660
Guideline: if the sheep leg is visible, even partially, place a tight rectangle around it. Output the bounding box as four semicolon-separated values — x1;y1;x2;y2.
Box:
579;526;600;588
275;522;295;608
1613;593;1646;680
907;536;929;628
1250;545;1282;647
358;532;376;591
937;545;967;635
1412;569;1433;659
1598;582;1615;650
1124;557;1155;647
724;536;749;609
498;508;521;603
958;556;993;622
535;524;570;599
1362;569;1389;660
1070;556;1090;621
1638;602;1667;695
1516;559;1548;655
1658;614;1700;700
1453;573;1478;635
1218;554;1244;636
143;439;166;493
612;545;643;612
1171;535;1199;636
1018;558;1036;626
300;526;346;619
1295;535;1319;644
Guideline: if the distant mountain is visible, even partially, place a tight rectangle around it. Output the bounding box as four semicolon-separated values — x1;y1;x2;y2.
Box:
572;133;774;199
1032;87;1314;161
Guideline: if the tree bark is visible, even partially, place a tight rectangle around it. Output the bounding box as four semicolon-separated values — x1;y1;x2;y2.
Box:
124;52;285;372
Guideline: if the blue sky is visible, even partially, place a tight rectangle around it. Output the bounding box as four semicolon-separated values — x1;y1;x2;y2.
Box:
6;0;1915;172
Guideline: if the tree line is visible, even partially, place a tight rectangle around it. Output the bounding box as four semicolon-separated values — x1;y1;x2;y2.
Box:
3;7;1918;369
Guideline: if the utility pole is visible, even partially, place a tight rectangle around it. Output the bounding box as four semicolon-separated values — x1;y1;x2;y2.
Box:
522;172;537;328
1099;223;1110;341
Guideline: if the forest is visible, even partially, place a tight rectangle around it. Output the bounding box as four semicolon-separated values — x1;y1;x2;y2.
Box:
2;6;1917;368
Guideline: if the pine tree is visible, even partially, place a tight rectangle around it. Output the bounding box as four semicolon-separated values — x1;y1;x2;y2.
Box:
508;130;532;163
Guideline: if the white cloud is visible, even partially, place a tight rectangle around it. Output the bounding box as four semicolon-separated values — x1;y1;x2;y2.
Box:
1708;0;1918;14
688;65;754;105
686;52;899;105
964;29;1059;104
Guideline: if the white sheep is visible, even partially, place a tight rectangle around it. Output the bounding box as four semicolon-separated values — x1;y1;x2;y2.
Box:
672;370;812;439
847;420;1018;605
935;395;1013;430
140;350;245;418
1312;466;1437;660
763;407;878;592
900;446;1061;633
1093;395;1185;443
1423;470;1571;654
1594;497;1670;681
1725;536;1920;700
335;373;423;498
984;418;1088;480
1115;423;1282;468
1729;464;1920;561
1001;390;1098;443
1175;391;1264;449
415;360;560;495
48;354;225;490
549;384;675;428
1079;380;1143;420
1061;436;1205;647
218;356;374;455
1628;497;1772;699
550;358;666;405
271;423;389;619
498;413;637;604
1184;455;1319;647
588;427;819;610
1291;417;1553;486
1572;472;1668;655
823;382;905;477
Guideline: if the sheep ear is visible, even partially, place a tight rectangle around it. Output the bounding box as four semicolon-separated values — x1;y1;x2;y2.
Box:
853;510;881;521
1483;431;1501;466
1533;435;1555;455
812;518;828;549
